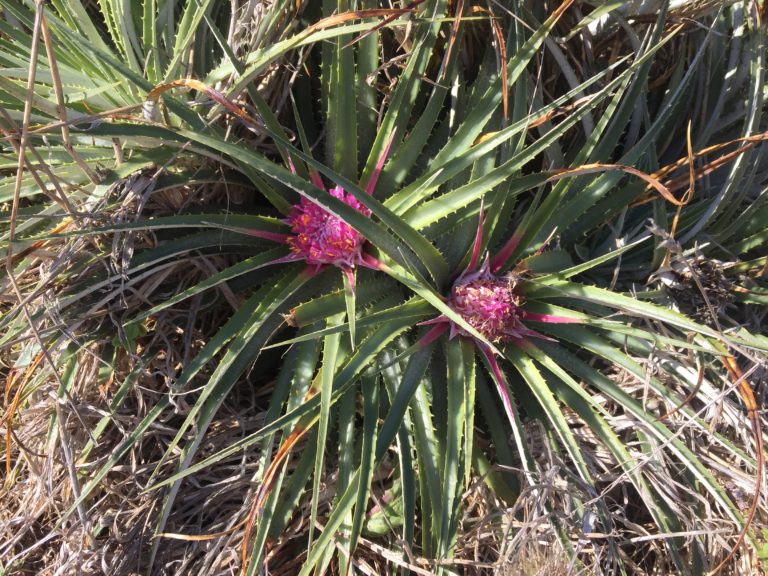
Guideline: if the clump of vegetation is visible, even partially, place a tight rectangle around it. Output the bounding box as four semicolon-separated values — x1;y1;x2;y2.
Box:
1;1;766;575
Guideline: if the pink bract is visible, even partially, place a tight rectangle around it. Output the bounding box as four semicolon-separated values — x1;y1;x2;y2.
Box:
286;185;371;269
448;259;525;342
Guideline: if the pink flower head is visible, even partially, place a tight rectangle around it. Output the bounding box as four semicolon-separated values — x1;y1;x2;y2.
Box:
418;200;579;351
286;185;371;269
447;258;525;342
231;133;395;296
413;205;581;441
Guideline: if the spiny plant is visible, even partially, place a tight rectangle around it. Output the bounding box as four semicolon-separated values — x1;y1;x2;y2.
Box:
1;1;767;575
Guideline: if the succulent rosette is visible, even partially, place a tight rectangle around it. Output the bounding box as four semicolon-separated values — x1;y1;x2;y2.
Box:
418;205;580;431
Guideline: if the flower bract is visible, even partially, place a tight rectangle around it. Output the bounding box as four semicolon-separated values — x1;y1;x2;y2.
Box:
286;185;371;269
447;258;526;342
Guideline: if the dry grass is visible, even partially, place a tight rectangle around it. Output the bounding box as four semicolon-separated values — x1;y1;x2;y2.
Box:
2;291;765;574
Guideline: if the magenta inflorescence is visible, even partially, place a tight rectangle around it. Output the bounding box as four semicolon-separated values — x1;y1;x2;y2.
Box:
448;264;524;342
286;186;371;268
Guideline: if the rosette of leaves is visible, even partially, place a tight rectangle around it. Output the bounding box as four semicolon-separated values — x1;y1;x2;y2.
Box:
2;1;767;575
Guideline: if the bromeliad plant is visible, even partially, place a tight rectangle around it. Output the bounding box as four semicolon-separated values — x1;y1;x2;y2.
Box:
418;206;581;438
2;1;768;575
237;126;394;295
148;78;395;287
